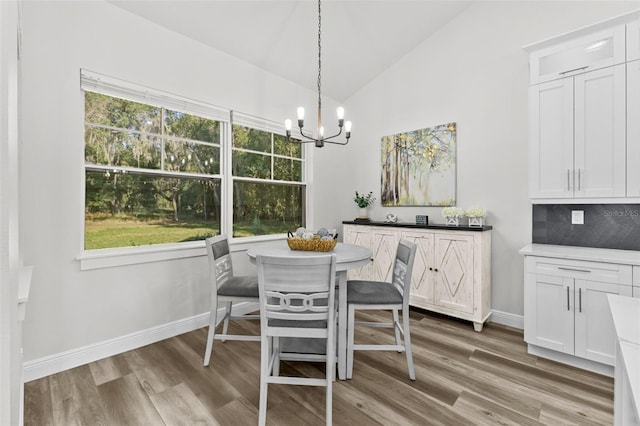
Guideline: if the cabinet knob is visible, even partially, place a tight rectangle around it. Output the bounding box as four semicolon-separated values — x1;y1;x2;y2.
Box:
434;268;439;272
429;267;433;271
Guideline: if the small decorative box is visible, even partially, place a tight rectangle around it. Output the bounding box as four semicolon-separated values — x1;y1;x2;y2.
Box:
415;215;429;226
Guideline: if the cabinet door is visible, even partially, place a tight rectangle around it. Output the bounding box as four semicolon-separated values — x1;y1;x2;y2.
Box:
402;231;435;307
627;60;640;196
343;225;372;280
628;20;640;62
574;280;632;366
369;228;400;282
574;64;626;197
525;274;575;354
433;234;474;314
529;78;574;198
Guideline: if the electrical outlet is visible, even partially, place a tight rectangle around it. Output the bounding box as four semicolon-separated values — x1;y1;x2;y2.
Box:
571;210;584;225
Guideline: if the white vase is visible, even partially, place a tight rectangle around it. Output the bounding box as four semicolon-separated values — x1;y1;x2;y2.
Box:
445;216;459;226
358;207;369;219
468;216;484;227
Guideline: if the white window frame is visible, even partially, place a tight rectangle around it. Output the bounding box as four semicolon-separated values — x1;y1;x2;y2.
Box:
77;70;311;269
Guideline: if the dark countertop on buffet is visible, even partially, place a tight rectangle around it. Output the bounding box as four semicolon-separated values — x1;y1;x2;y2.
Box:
342;220;492;231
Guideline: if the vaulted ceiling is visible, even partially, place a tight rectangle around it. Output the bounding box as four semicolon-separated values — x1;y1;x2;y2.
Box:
109;1;473;101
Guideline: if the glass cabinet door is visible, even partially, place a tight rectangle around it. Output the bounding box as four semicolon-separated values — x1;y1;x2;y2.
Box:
530;25;625;84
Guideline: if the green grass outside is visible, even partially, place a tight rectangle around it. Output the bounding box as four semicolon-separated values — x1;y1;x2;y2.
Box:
85;214;296;250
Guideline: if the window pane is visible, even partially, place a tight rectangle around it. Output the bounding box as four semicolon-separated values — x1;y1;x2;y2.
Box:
164;109;220;143
85;91;160;133
232;150;271;179
85;170;220;249
233;125;271;153
232;181;304;237
85;126;161;169
165;139;220;175
274;157;302;182
274;134;302;158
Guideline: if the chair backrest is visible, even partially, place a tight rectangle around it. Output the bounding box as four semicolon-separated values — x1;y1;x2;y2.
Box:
205;235;234;290
256;254;337;327
392;239;417;304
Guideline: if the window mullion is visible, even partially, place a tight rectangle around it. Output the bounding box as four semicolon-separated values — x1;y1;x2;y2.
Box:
223;114;234;239
160;107;166;171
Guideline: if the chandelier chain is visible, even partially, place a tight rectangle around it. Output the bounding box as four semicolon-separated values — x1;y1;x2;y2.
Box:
317;0;322;111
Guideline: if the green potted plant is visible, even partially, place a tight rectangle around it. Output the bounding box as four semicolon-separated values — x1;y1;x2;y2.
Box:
354;191;376;221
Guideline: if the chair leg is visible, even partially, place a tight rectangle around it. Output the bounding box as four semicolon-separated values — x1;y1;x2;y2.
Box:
402;308;416;381
258;335;270;426
272;336;280;377
221;301;232;342
346;304;355;379
392;309;402;350
325;377;332;426
203;305;218;366
326;332;335;425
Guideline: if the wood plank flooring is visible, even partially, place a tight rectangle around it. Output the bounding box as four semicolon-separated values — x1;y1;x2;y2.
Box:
24;310;614;425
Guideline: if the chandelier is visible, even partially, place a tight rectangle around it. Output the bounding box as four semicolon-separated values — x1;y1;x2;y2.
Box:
284;0;352;148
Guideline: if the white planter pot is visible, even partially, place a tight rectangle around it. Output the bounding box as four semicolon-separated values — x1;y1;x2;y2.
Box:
468;216;484;227
445;216;459;226
357;207;369;220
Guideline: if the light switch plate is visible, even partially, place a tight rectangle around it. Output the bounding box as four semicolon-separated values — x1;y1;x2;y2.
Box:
571;210;584;225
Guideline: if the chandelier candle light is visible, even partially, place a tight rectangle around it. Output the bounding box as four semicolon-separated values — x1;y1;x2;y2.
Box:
284;0;352;148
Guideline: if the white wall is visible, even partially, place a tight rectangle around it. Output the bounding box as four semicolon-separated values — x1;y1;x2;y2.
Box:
18;0;338;365
339;1;640;319
1;0;23;422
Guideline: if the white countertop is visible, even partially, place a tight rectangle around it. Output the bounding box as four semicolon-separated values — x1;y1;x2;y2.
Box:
520;243;640;266
608;295;640;345
608;294;640;423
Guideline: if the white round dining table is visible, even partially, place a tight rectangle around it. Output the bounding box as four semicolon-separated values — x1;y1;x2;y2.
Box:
246;241;372;380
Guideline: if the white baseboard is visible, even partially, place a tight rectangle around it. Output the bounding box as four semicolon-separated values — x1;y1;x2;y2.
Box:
23;302;258;382
488;309;524;330
527;344;614;377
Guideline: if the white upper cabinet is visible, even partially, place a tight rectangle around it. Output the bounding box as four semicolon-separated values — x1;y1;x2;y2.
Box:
529;25;625;85
529;78;574;198
529;64;626;199
628;19;640;61
526;11;639;201
627;59;640;196
574;65;626;198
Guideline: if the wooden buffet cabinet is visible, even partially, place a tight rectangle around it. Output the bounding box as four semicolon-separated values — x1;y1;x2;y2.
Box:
343;221;492;331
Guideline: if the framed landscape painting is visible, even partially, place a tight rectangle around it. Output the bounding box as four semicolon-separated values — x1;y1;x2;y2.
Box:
381;122;456;206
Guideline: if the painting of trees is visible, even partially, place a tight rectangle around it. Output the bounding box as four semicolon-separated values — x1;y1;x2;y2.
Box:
381;122;456;206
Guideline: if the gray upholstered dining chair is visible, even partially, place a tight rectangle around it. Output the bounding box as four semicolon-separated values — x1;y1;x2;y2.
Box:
202;234;260;367
256;253;337;426
346;239;418;380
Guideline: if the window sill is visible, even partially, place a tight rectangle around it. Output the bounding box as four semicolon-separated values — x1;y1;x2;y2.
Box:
77;235;287;270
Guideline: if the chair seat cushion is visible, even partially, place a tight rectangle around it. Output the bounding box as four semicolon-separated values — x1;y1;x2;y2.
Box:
268;319;328;328
347;280;402;305
218;275;259;298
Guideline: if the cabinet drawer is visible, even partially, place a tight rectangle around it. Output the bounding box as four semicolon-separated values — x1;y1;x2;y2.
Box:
530;25;625;84
532;257;632;284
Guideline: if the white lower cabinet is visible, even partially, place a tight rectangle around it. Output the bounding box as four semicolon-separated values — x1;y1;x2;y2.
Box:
633;266;640;298
344;223;491;331
524;255;633;368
